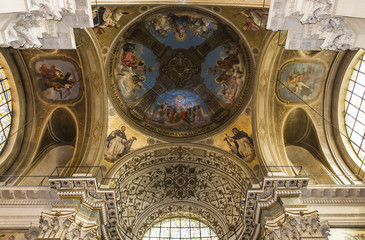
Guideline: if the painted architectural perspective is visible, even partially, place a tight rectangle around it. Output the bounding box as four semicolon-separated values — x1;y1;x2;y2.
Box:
0;1;365;240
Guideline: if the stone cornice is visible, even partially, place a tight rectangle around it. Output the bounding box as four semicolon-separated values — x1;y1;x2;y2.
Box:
242;177;309;240
49;177;119;240
301;185;365;205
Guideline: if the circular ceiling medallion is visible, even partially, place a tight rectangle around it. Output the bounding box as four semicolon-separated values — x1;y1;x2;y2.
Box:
107;7;253;141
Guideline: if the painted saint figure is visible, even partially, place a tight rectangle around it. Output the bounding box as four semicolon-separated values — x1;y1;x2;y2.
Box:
104;126;137;163
224;128;254;161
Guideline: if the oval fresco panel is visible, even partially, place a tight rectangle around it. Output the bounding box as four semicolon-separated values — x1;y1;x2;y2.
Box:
107;7;253;141
35;59;81;101
278;62;325;102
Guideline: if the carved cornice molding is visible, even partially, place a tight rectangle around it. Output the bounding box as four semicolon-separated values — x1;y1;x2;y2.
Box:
0;187;59;206
242;177;309;240
301;186;365;205
49;178;119;240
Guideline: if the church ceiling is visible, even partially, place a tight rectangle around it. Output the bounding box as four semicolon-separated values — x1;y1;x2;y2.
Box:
96;5;266;171
104;6;257;141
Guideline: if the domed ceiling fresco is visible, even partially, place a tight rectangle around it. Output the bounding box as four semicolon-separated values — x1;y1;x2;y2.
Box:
106;7;254;141
95;5;268;169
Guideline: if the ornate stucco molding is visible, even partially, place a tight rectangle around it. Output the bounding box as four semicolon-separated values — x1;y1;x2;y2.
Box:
241;177;309;240
0;0;93;49
37;211;100;240
267;0;365;50
49;178;119;240
262;210;330;240
104;143;255;239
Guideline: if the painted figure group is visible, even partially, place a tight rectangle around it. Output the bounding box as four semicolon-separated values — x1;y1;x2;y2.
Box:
117;43;151;101
148;95;209;126
39;64;75;100
148;13;217;40
213;45;244;103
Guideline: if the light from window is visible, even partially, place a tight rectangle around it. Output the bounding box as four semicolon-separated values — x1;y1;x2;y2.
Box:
142;217;219;240
345;53;365;164
0;64;12;153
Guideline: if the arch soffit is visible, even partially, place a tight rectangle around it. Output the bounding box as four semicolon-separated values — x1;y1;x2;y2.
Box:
252;32;287;167
106;143;255;180
106;143;251;239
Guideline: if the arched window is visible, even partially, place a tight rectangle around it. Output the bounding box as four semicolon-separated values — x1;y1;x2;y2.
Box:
344;53;365;166
142;217;218;240
0;64;12;153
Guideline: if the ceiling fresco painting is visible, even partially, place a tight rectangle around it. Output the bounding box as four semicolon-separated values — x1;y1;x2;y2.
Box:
35;59;81;101
213;113;255;163
239;9;268;32
106;7;254;141
93;6;131;35
104;103;148;164
116;42;159;102
278;61;326;102
146;12;217;48
95;5;263;168
103;102;257;167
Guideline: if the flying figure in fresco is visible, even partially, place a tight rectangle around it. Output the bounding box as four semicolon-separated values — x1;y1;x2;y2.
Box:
39;64;75;100
238;9;268;31
104;126;137;163
224;128;254;162
93;7;129;34
282;66;315;96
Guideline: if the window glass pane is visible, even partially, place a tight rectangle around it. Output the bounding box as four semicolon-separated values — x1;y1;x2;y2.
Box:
143;217;218;240
347;104;359;118
0;63;12;153
358;71;365;86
